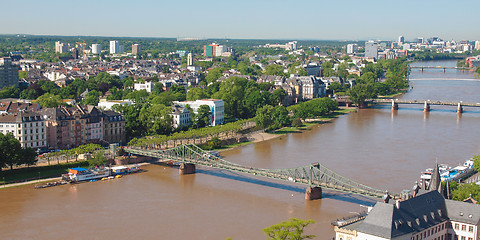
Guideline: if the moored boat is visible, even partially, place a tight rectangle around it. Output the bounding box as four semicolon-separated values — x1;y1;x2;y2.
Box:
63;167;111;183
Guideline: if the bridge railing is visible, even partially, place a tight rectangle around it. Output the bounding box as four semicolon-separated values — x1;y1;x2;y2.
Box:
125;144;388;198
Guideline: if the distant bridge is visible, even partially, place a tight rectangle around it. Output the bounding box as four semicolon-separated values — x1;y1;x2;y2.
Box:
372;99;480;113
125;144;388;200
410;66;473;72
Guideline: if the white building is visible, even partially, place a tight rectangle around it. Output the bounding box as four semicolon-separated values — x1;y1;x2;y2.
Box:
0;112;47;149
97;100;133;110
43;71;67;82
134;81;154;93
170;105;191;129
110;40;121;54
286;41;298;51
475;41;480;51
91;44;102;54
55;41;68;53
215;45;224;57
347;44;358;54
365;41;379;59
398;35;405;44
173;99;224;126
187;53;193;66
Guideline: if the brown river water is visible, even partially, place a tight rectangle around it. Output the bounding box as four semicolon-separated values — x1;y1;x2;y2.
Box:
1;60;480;240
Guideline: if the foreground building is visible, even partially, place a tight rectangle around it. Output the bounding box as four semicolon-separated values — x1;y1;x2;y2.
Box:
334;165;480;240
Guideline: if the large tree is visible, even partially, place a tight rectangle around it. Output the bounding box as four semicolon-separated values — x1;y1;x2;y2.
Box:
347;84;376;106
263;218;315;240
36;93;62;108
0;133;37;170
194;105;212;128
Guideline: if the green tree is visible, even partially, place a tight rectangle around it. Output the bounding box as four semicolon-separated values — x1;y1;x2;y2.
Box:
36;93;62;108
452;183;480;202
347;84;376;106
195;105;212;128
83;90;100;105
271;88;287;105
262;218;315;240
255;105;275;129
328;82;347;94
186;87;208;101
264;64;285;76
205;67;224;83
88;150;107;167
272;106;291;129
18;71;28;79
0;133;22;170
473;155;480;172
291;118;303;127
20;147;38;166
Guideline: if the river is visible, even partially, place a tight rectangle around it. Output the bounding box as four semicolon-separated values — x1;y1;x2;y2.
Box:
1;60;480;240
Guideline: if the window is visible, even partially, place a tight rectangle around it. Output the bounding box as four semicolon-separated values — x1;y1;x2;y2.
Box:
468;226;473;232
461;236;465;240
455;224;459;230
461;225;466;231
468;238;472;240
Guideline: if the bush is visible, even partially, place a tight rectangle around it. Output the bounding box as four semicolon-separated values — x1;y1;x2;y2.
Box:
291;118;303;127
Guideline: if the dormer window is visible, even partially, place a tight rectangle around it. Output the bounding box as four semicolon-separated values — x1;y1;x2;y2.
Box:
460;212;464;216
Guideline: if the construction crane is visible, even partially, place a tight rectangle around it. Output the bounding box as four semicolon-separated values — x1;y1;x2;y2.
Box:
396;65;408;77
75;40;87;60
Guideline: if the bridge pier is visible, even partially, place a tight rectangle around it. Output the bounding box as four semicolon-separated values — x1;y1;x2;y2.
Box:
423;101;430;112
421;67;423;72
179;163;196;175
305;186;322;200
391;100;398;111
457;102;463;114
443;68;446;73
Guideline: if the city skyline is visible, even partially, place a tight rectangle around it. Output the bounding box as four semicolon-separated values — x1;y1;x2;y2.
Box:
1;0;479;41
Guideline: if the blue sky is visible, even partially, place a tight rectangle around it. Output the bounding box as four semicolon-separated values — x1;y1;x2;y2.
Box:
1;0;479;41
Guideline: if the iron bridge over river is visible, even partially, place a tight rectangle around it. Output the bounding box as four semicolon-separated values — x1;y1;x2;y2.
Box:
125;144;388;200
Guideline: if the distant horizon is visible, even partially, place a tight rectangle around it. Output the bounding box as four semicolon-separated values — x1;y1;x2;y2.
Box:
0;33;475;43
1;0;478;41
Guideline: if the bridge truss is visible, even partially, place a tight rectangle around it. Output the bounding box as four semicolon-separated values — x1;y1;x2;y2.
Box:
125;144;386;199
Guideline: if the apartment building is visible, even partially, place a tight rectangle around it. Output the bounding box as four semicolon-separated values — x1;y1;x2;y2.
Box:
0;112;47;149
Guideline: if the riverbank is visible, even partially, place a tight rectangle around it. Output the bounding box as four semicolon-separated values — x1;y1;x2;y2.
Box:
219;108;355;151
1;108;354;189
0;162;151;189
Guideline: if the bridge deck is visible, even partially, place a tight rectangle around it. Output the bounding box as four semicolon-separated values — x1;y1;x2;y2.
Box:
125;145;387;199
373;99;480;107
410;66;473;70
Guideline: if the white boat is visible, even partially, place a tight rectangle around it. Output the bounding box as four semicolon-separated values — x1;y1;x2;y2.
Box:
65;167;111;182
421;159;475;182
420;168;433;181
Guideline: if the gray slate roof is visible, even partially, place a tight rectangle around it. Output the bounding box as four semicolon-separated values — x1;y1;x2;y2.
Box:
354;190;480;239
445;199;480;225
356;191;448;239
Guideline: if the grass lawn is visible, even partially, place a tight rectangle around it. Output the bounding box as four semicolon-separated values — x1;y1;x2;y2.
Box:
273;108;354;135
0;161;89;184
